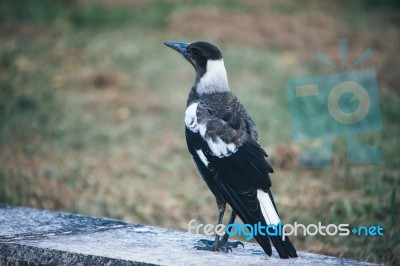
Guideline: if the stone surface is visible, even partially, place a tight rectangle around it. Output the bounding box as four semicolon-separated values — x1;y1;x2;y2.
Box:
0;205;376;265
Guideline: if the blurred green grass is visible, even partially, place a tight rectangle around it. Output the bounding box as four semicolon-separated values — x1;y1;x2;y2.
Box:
0;0;399;265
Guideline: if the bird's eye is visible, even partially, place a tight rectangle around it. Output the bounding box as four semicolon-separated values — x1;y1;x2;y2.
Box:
191;49;200;56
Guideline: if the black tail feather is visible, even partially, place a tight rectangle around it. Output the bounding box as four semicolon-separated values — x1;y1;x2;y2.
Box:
218;182;298;258
267;190;298;258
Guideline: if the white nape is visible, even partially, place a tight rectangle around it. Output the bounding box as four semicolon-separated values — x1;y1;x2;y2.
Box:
196;149;209;167
196;59;229;94
257;189;281;226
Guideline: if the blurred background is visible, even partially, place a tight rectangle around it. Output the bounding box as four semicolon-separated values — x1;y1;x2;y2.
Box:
0;0;399;264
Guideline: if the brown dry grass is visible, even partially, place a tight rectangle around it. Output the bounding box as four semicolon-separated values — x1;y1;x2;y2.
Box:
168;3;400;91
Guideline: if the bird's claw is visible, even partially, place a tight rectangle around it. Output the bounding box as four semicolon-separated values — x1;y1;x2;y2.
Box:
196;239;214;246
223;240;244;248
194;239;244;253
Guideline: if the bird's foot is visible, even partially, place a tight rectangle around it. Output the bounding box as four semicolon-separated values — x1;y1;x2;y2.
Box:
221;238;244;249
194;239;244;253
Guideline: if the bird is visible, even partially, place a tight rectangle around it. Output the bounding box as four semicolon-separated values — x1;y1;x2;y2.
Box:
164;41;298;259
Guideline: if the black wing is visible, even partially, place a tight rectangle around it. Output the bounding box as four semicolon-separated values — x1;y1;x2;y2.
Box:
185;99;297;258
185;127;224;202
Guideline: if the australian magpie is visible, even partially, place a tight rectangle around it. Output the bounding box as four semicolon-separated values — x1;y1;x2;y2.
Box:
164;41;298;258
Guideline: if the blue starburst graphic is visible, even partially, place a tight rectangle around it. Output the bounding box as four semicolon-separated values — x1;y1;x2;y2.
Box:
287;38;382;168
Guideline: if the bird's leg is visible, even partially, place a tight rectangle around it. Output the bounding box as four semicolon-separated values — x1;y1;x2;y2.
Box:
194;199;226;251
220;210;244;249
195;203;243;252
212;200;226;250
221;210;236;243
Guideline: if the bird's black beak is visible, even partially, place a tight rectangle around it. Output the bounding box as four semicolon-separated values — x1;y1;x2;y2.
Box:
164;41;190;57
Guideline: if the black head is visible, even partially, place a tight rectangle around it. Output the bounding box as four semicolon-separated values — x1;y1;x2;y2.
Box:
164;41;223;77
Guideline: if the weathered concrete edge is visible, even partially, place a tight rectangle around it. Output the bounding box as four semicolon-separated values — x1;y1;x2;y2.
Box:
0;242;156;266
0;205;379;266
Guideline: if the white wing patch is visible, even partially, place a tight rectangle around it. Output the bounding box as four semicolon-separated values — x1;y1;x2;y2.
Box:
196;149;209;167
185;102;238;158
207;137;237;158
185;102;199;132
257;189;281;225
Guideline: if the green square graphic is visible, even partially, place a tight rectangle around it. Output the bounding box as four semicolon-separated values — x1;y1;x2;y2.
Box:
287;69;382;167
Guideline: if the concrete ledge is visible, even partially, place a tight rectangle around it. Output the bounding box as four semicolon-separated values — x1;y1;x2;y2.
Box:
0;205;375;265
